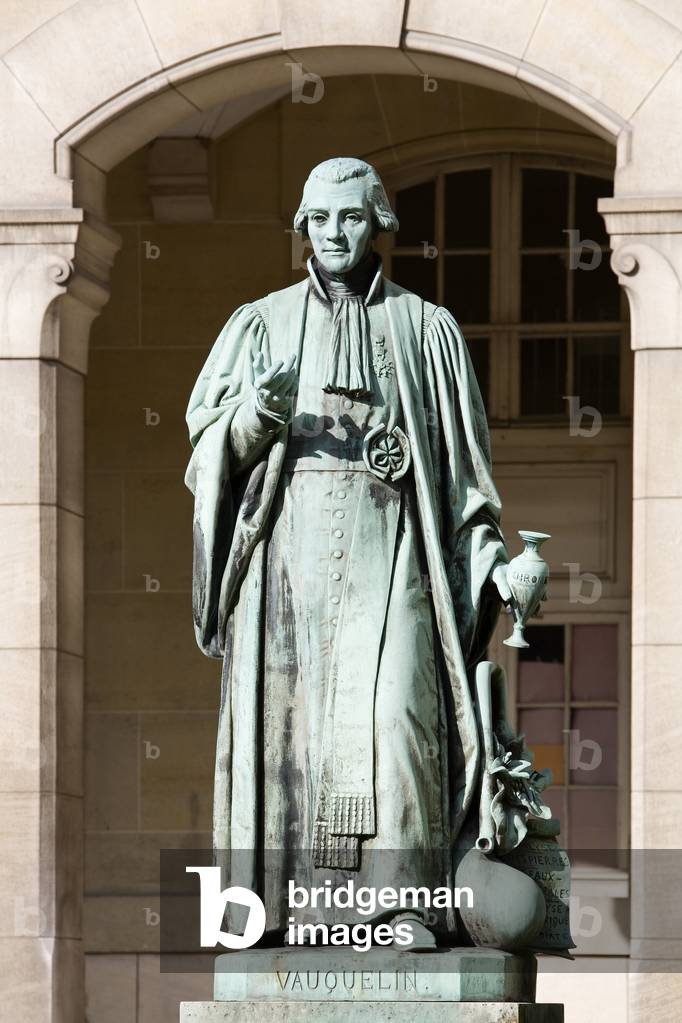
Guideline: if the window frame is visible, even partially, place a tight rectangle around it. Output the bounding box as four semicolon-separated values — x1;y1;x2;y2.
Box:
383;152;632;425
488;609;630;877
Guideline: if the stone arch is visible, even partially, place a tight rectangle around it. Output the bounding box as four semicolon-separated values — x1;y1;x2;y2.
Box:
4;0;682;209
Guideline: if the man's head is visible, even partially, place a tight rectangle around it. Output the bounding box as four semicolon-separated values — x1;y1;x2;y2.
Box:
294;158;398;274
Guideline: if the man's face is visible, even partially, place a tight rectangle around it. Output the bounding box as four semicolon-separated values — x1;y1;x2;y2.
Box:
305;179;374;274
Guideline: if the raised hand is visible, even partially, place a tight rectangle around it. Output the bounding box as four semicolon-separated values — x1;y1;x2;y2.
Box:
252;352;298;422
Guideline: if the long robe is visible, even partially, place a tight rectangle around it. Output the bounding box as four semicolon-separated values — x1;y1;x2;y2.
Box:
185;268;507;932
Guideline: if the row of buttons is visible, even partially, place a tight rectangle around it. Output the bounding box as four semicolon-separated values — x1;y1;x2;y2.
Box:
330;481;350;628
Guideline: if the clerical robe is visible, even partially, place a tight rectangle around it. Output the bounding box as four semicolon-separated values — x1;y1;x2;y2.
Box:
185;261;507;932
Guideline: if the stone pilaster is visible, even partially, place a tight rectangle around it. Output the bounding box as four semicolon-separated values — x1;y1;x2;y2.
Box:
0;210;119;1022
600;197;682;1019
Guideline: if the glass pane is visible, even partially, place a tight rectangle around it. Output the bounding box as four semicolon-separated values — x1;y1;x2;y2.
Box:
575;173;611;247
520;337;567;415
569;789;619;863
518;662;564;703
569;708;618;785
518;707;564;744
522;254;567;322
573;255;621;321
573;335;620;415
395;180;436;247
571;624;618;701
522;169;569;247
519;624;565;663
518;708;565;785
390;255;437;305
443;255;490;323
444;168;491;248
466;337;489;411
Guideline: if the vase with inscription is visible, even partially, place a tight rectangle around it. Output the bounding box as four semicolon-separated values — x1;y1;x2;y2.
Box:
503;530;551;649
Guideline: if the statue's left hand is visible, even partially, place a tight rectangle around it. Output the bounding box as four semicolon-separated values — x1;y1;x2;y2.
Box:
492;563;512;605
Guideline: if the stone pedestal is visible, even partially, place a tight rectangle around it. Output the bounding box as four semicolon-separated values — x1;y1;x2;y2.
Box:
179;948;563;1021
180;1000;563;1021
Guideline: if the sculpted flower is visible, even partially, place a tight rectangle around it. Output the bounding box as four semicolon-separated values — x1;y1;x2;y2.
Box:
363;424;411;481
489;740;552;854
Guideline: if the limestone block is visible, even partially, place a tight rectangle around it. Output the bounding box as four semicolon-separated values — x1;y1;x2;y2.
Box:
149;139;215;223
0;936;83;1023
86;593;220;710
0;360;41;504
123;472;193;592
139;713;217;831
4;0;161;132
0;792;40;935
85;896;161;953
405;50;532;105
632;498;682;645
618;54;682;195
181;1002;562;1022
107;151;155;223
0;359;82;511
280;78;393;213
47;792;84;940
0;0;76;55
0;789;80;938
631;645;682;792
0;63;71;208
526;0;681;121
85;830;211;896
216;106;282;220
78;85;199;173
634;349;682;498
56;651;85;798
0;649;83;796
171;56;293;114
629;971;682;1021
85;714;139;831
0;504;42;648
85;348;208;472
284;46;415;79
630;791;682;849
405;0;546;58
138;953;212;1023
72;150;108;218
85;953;137;1023
0;649;42;791
85;473;124;592
57;507;84;657
280;0;405;48
56;364;85;515
90;225;140;349
135;0;279;68
137;223;289;349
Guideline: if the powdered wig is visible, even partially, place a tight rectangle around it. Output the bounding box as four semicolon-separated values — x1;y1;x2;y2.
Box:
294;157;399;237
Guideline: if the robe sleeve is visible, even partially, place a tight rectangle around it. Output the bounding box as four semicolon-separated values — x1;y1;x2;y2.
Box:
185;302;281;657
423;305;509;665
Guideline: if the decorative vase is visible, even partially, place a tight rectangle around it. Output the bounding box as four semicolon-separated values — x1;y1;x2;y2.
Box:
503;530;551;649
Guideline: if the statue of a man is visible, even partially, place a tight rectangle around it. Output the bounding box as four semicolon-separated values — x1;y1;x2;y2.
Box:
185;157;523;946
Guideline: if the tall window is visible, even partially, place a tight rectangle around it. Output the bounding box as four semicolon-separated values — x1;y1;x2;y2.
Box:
388;155;629;422
516;623;623;865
